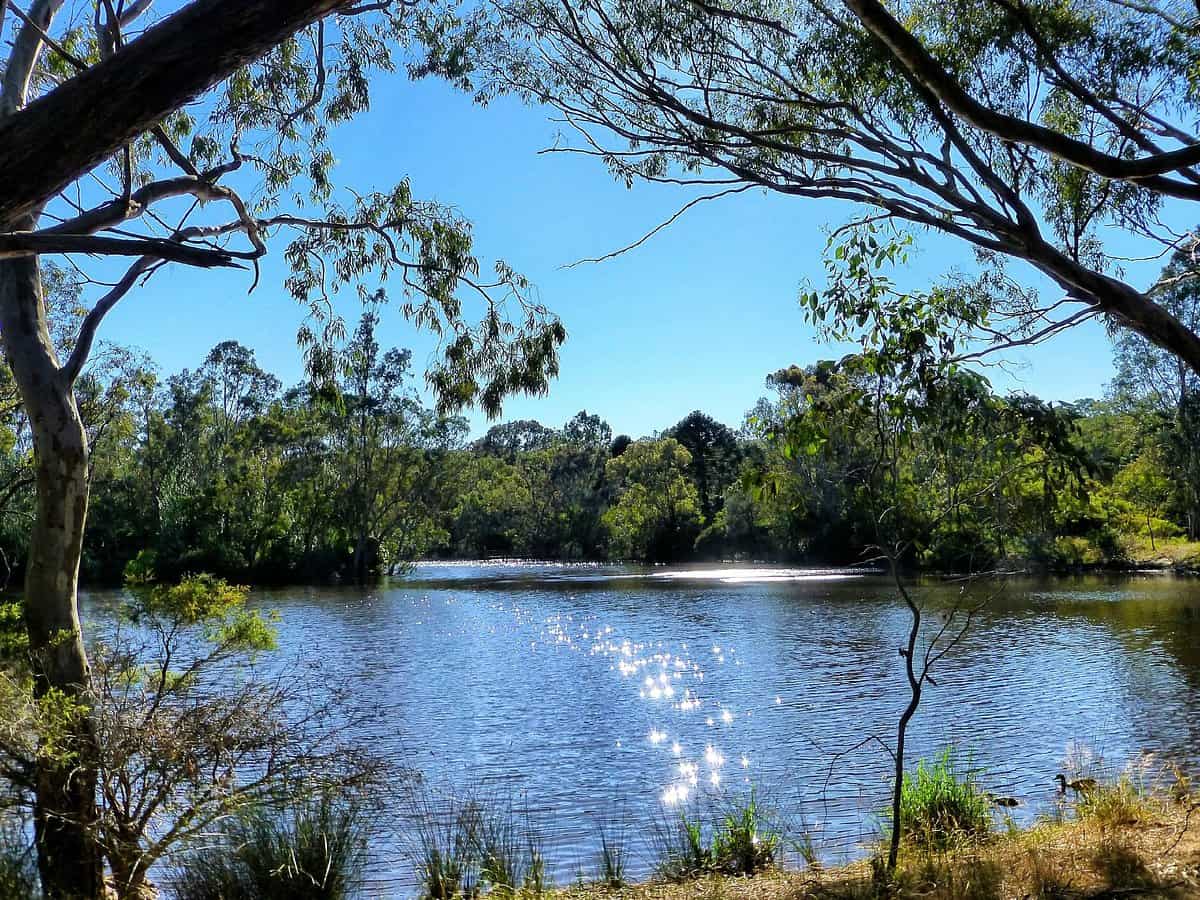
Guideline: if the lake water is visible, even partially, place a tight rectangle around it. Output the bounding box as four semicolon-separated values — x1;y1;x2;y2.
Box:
85;563;1200;895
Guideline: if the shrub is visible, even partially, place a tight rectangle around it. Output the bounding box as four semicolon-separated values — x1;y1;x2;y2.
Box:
172;793;365;900
897;750;993;849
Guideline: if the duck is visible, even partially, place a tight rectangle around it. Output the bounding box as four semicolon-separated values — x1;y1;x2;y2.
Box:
985;793;1020;808
1055;774;1098;796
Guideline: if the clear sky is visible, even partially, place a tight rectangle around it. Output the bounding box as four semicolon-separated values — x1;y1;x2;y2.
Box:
98;68;1154;439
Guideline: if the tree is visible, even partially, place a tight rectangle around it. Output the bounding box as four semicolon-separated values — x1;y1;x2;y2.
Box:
562;409;612;449
772;351;1087;873
449;0;1200;373
667;411;742;524
1112;246;1200;538
0;3;563;893
1;574;382;900
332;311;465;581
602;438;701;561
475;418;558;459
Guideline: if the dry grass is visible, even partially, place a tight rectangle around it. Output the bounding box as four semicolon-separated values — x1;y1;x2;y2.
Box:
553;793;1200;900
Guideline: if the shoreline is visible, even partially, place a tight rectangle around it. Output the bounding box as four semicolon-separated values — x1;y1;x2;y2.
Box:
551;799;1200;899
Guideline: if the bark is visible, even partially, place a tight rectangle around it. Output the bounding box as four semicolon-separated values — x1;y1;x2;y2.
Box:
0;0;352;230
1024;237;1200;380
108;836;152;900
0;244;102;898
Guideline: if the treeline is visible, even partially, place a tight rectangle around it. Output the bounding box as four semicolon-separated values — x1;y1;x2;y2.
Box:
1;313;1197;585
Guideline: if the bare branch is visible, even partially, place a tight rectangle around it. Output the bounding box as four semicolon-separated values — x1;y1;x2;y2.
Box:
62;257;159;384
0;232;244;267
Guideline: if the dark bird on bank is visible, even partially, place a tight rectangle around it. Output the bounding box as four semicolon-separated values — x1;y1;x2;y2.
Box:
986;793;1020;808
1055;774;1098;796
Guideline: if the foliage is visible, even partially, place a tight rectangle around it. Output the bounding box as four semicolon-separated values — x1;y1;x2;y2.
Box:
445;0;1200;384
896;751;994;850
603;438;702;561
6;254;1200;581
171;793;366;900
0;573;384;900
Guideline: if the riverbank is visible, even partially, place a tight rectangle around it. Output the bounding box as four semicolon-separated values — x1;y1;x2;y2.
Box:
1121;537;1200;575
556;798;1200;899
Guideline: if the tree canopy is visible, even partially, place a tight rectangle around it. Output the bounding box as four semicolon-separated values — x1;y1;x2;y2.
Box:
438;0;1200;375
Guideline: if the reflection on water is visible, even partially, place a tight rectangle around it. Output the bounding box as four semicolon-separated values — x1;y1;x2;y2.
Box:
82;564;1200;895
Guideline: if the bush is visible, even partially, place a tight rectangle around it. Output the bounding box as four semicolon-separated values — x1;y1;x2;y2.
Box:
172;794;365;900
897;750;993;849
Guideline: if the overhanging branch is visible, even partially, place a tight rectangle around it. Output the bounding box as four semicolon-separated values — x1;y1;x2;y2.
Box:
0;0;355;229
0;233;244;267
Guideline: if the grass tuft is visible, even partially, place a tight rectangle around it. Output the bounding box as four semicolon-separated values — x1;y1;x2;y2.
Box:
595;821;628;888
1074;774;1154;829
655;793;781;881
172;792;365;900
896;750;993;850
405;785;552;898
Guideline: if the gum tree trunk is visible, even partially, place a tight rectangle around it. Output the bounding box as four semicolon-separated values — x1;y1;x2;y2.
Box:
0;245;102;899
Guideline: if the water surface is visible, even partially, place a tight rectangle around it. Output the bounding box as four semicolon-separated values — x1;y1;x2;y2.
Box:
85;563;1200;895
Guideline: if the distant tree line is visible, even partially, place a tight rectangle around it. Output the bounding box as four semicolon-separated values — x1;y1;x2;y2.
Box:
1;274;1196;585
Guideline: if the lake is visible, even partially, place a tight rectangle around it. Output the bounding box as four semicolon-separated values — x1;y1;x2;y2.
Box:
84;563;1200;896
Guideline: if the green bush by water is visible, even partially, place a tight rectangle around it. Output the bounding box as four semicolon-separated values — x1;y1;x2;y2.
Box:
896;750;994;849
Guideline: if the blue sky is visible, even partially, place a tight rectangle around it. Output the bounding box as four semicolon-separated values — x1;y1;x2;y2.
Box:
99;69;1144;439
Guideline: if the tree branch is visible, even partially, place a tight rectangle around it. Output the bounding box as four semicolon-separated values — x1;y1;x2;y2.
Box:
62;257;158;384
0;0;355;229
0;233;243;267
843;0;1200;194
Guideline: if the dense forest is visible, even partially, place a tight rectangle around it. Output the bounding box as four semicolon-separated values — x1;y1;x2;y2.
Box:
2;262;1195;587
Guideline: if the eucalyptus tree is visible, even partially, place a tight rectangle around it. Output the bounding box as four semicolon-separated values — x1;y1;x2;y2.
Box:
333;311;466;581
0;2;562;893
446;0;1200;371
602;437;702;560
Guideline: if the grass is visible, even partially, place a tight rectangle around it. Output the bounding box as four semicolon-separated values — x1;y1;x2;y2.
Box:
595;821;629;888
408;790;483;900
895;750;994;850
552;782;1200;900
476;800;548;896
1075;774;1155;828
405;785;552;899
1124;534;1200;568
655;794;781;881
172;793;365;900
